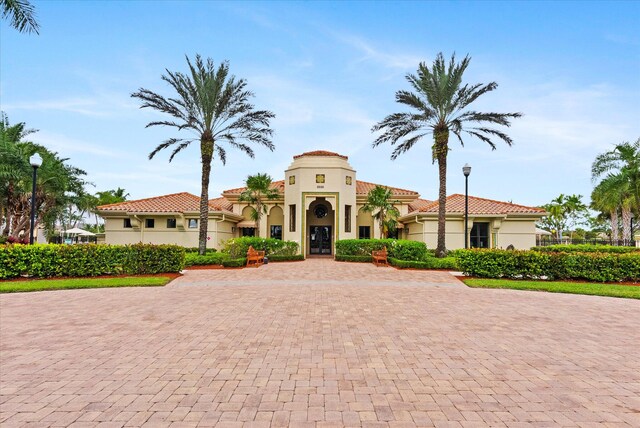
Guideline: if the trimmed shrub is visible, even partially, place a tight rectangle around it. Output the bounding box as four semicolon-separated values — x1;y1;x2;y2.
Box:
222;237;299;258
532;244;639;253
335;239;427;261
0;244;185;279
335;255;373;263
456;249;640;282
267;254;305;262
184;252;229;266
390;257;459;270
184;247;217;253
222;257;247;268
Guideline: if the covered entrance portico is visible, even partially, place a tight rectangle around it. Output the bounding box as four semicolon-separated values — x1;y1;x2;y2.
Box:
304;196;336;256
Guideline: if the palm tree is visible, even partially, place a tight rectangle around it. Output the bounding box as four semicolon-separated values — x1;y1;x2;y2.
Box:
590;180;620;241
238;173;280;237
360;185;400;239
592;139;640;218
1;0;39;34
372;53;522;257
132;55;275;255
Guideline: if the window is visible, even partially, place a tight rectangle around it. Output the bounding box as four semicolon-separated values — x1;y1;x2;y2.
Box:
167;218;177;228
470;222;490;248
242;228;255;237
314;204;328;218
345;205;351;233
315;174;325;183
145;218;155;228
345;176;352;185
123;218;132;228
289;175;295;185
270;225;283;240
289;205;296;232
188;219;198;229
358;226;370;239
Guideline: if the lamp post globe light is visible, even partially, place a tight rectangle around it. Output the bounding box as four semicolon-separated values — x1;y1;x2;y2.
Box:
29;153;43;245
463;164;471;249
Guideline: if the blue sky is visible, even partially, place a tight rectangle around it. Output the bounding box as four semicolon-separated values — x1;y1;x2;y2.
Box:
2;1;639;207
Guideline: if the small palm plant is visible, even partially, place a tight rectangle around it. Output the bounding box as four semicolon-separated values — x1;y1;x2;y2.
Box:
372;53;522;257
360;185;400;239
239;173;280;237
132;55;275;255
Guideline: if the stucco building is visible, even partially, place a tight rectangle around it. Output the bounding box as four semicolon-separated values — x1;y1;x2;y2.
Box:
97;150;546;255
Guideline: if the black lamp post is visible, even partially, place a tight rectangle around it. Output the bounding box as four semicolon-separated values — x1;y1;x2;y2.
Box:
463;163;471;249
29;153;43;244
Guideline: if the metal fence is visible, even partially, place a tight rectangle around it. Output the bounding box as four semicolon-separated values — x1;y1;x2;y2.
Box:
536;238;636;247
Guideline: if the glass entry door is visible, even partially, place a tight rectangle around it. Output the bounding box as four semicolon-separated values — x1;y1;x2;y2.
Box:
310;226;332;255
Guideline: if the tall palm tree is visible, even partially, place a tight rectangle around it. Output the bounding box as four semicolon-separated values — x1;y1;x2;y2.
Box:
360;185;400;239
238;173;280;237
132;55;275;255
1;0;39;34
592;139;640;218
372;53;522;257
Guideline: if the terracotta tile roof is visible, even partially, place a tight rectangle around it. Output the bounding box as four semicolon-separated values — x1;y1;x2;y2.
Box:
97;192;234;213
356;180;419;197
293;150;348;160
417;194;546;215
222;180;285;195
408;198;434;212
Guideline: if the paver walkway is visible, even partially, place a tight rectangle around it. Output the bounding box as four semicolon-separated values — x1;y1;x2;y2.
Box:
1;259;639;427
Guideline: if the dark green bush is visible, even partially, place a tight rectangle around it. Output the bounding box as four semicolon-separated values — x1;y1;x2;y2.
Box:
184;252;229;266
222;237;298;258
267;254;305;262
456;249;640;282
0;244;185;279
335;255;373;263
532;244;639;253
222;257;247;268
390;257;458;270
335;239;427;261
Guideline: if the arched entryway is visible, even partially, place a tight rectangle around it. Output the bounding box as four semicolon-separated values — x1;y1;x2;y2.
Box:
306;198;335;256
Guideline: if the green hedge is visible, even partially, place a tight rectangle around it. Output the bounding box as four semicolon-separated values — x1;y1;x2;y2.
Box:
267;254;305;262
532;244;640;253
456;249;640;282
0;244;185;279
184;247;217;253
184;252;229;266
222;237;299;258
335;255;373;263
335;239;427;261
390;257;458;270
222;257;247;268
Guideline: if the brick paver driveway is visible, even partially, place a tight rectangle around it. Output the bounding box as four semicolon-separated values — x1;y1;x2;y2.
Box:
1;259;639;427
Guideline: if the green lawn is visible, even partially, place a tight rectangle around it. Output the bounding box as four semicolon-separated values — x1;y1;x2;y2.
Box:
0;276;173;293
463;278;640;299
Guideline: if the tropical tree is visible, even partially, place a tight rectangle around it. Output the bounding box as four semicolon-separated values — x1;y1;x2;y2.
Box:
592;139;640;218
372;53;522;257
591;178;621;241
360;185;400;239
538;194;588;240
238;173;280;237
591;173;635;242
1;0;39;34
132;55;275;255
0;115;87;240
